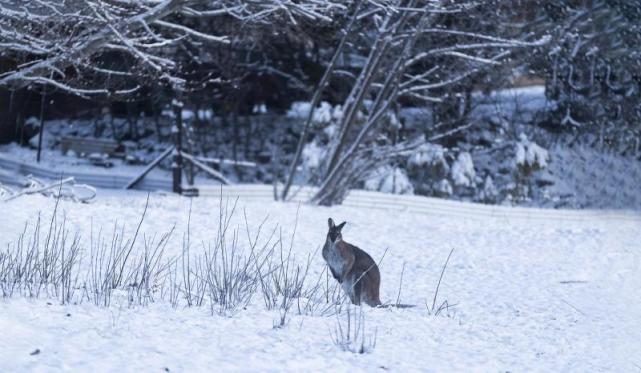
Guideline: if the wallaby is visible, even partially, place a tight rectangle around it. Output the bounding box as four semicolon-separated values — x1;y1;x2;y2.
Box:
323;218;382;307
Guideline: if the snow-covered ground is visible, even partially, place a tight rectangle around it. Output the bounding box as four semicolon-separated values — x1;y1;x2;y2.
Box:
1;190;641;372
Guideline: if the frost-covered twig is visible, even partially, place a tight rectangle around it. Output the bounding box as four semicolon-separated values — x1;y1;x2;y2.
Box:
430;248;454;315
0;0;342;95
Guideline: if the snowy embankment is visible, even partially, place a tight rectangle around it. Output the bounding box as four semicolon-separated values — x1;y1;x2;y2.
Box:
1;190;640;372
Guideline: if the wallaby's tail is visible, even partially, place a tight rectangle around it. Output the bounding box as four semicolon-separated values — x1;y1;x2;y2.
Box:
376;303;417;309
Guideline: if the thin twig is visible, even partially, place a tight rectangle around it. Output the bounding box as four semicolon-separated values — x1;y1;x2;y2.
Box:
432;248;454;312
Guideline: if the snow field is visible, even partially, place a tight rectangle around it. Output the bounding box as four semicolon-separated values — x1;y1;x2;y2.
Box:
1;191;640;372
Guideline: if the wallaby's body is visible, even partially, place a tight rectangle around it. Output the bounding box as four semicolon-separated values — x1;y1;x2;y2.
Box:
323;218;381;307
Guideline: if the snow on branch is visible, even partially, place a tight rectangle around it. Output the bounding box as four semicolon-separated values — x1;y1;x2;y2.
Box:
0;0;342;96
153;20;229;44
19;76;140;98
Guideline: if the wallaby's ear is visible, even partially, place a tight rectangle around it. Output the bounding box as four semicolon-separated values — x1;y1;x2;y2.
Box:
337;221;346;231
328;218;335;228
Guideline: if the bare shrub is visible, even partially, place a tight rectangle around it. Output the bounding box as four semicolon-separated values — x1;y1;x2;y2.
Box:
330;304;377;354
296;265;343;317
83;195;174;307
1;194;176;308
0;197;82;305
1;192;329;319
193;198;260;314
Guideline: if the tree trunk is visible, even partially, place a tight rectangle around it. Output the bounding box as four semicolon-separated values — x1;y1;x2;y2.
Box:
312;8;425;205
280;0;363;201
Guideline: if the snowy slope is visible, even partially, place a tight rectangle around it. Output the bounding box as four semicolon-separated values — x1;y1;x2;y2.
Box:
546;144;641;210
1;190;640;372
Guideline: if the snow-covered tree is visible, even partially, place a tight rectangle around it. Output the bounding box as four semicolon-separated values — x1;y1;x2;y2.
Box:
533;0;641;153
289;1;550;205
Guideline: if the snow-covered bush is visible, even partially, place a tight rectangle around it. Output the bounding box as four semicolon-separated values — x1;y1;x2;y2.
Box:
364;166;414;195
300;140;327;183
286;102;311;119
287;101;342;126
252;104;267;114
331;104;344;122
27;117;58;150
312;102;333;124
477;175;498;203
386;111;402;130
515;134;549;171
450;152;476;187
402;128;555;205
405;145;482;198
288;101;343;146
506;134;551;202
408;143;448;172
293;102;346;183
405;143;450;196
323;123;338;139
302;140;324;171
433;179;453;197
321;104;343;139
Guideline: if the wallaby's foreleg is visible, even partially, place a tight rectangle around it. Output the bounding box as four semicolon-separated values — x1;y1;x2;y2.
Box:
328;266;341;282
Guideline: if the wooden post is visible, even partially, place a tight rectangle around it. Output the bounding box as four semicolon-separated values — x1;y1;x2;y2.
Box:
37;85;47;163
9;90;17;140
172;99;183;194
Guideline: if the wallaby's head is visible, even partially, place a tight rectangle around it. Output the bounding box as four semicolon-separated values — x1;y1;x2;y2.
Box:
327;218;346;243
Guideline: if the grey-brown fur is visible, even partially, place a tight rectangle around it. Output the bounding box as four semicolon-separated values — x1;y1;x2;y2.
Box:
322;218;381;307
